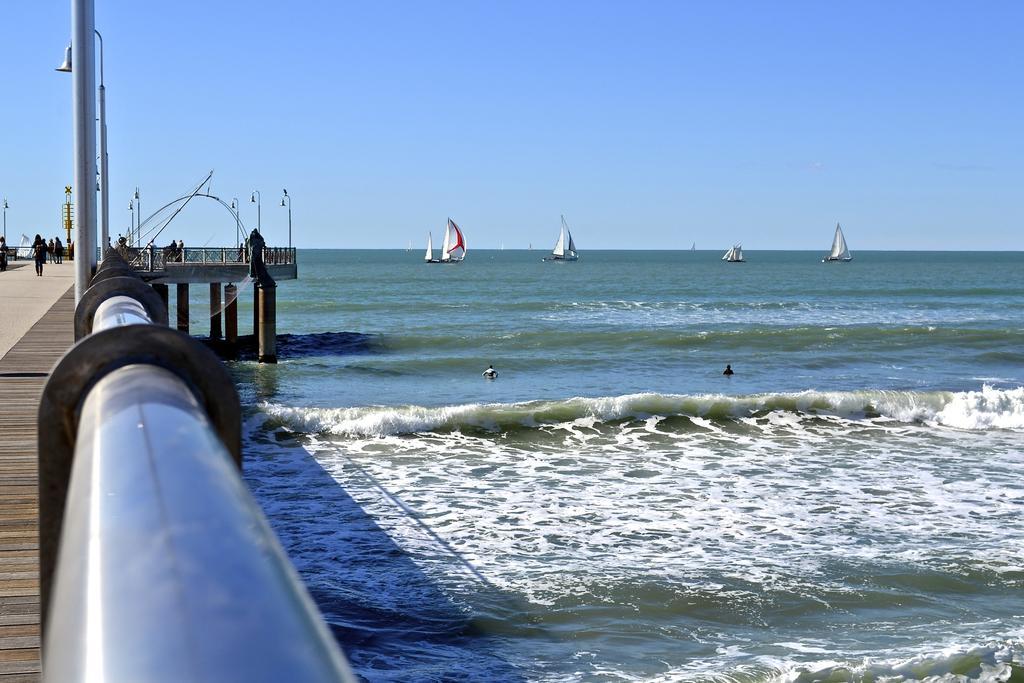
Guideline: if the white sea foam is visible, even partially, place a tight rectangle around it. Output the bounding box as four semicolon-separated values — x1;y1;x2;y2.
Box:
934;385;1024;430
246;388;1024;681
260;386;1024;437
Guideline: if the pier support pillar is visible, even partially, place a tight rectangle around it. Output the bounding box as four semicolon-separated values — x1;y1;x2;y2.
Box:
153;284;169;324
176;283;189;334
257;284;277;363
253;282;260;338
209;283;222;340
224;284;238;345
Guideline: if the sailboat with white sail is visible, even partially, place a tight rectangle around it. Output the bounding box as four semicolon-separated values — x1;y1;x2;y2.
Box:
440;218;467;263
543;215;579;261
424;232;439;263
722;244;744;263
822;223;852;262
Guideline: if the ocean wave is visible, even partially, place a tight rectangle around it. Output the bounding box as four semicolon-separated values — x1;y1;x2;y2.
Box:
772;640;1024;683
259;385;1024;437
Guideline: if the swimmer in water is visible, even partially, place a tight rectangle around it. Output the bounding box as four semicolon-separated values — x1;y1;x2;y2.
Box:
723;364;734;376
483;364;497;379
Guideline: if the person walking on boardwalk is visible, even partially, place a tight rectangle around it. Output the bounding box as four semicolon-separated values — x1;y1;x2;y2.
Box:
54;237;64;264
32;234;47;276
47;238;55;261
0;235;8;272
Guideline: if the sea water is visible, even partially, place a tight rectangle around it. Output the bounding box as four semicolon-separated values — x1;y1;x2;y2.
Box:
231;250;1024;681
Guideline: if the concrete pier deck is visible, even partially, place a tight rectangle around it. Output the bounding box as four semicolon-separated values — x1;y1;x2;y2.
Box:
0;262;76;681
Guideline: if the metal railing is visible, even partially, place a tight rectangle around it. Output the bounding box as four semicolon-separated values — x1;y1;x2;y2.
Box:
115;245;296;272
39;252;353;682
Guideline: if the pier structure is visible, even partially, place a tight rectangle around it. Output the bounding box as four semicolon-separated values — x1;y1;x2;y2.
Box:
118;244;295;363
0;254;354;681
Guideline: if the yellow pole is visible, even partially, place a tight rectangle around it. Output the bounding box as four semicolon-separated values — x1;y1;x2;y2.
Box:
64;186;73;245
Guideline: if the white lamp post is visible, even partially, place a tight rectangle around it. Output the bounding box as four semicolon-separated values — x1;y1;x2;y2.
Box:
2;199;8;242
250;190;261;233
280;189;291;248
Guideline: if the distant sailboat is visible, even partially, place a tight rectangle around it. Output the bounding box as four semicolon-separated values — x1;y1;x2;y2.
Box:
424;232;439;262
440;218;467;263
722;244;744;263
691;242;696;252
823;223;852;262
543;215;579;262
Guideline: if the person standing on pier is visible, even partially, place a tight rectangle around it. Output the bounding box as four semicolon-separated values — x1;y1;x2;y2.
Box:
0;236;8;272
32;234;47;276
54;237;64;264
247;229;265;277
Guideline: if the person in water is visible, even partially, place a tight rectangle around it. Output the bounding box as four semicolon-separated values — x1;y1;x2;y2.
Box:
723;364;734;376
483;364;497;379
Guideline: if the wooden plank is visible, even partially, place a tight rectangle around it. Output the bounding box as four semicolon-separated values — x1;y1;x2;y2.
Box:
0;288;74;681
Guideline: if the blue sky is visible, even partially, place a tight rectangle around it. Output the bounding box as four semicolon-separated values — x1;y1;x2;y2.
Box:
1;1;1021;250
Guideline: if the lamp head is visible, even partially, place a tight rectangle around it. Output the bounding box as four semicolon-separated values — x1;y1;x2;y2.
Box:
250;193;256;203
56;45;72;73
231;199;237;209
134;188;140;200
280;199;286;207
2;200;8;210
283;188;288;197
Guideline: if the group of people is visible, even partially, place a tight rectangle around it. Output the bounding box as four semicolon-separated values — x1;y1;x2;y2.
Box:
164;239;186;263
0;234;69;275
29;235;66;276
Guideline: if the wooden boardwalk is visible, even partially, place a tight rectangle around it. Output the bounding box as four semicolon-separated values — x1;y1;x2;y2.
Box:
0;288;75;681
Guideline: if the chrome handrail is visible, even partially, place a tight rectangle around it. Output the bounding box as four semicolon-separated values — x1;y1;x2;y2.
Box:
41;253;353;682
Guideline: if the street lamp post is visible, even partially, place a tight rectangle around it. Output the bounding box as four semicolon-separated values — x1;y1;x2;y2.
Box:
280;189;291;249
231;198;241;248
95;31;108;257
57;4;98;298
70;0;96;300
134;188;141;245
2;199;8;242
128;199;134;243
250;190;261;233
58;30;109;257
